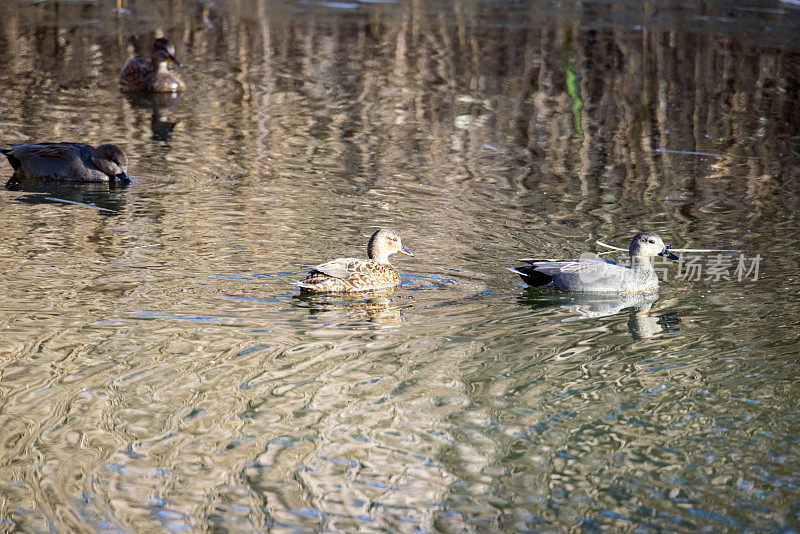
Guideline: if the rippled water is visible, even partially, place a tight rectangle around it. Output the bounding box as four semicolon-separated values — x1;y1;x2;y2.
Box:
1;0;799;531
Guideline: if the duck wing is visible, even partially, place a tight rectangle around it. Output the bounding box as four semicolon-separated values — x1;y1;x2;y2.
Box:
510;257;621;287
8;143;92;161
120;57;153;89
300;258;401;292
311;257;364;279
3;143;95;179
517;257;617;272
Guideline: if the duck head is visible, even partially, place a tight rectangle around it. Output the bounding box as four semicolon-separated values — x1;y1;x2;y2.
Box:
367;228;414;264
93;144;130;182
629;232;679;262
151;38;183;69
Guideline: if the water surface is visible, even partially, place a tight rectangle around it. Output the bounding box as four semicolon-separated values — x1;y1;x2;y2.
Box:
1;0;799;531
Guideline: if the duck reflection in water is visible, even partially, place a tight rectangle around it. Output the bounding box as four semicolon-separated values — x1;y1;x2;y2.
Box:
517;290;680;339
294;287;403;325
122;91;182;141
5;176;128;215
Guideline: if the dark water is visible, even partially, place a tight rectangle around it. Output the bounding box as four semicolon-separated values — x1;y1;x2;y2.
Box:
1;0;799;531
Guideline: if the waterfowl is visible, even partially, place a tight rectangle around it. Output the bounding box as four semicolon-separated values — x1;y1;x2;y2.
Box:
120;38;185;93
1;143;129;182
298;228;414;292
509;232;679;293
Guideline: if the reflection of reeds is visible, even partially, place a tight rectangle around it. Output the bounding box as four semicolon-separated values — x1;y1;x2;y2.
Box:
0;1;797;240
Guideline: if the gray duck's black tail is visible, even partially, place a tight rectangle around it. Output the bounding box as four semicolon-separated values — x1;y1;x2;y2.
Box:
0;148;21;171
508;265;553;287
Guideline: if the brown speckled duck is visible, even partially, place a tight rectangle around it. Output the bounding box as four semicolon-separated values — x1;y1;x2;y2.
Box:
1;143;129;182
298;228;414;292
120;38;185;93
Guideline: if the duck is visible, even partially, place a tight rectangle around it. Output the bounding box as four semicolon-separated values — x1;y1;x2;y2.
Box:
120;38;185;93
1;143;129;182
297;228;414;292
509;232;679;293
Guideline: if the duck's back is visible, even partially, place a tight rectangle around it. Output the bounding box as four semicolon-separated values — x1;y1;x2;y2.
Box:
299;258;401;292
2;143;106;181
520;258;659;292
120;57;153;90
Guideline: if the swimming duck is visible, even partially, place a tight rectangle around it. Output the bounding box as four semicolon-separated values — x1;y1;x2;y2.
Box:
298;228;414;292
1;143;129;182
120;38;185;93
509;232;679;292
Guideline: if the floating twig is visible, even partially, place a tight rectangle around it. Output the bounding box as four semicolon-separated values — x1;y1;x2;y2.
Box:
596;241;627;252
596;240;740;253
665;247;742;253
44;197;118;213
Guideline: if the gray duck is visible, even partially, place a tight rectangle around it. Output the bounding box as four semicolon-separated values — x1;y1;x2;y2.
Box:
509;232;679;292
1;143;129;182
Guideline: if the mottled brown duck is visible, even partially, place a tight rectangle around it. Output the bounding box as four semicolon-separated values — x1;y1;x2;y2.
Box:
298;228;414;293
120;38;185;93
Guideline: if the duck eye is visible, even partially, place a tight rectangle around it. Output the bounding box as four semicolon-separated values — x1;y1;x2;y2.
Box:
648;239;655;244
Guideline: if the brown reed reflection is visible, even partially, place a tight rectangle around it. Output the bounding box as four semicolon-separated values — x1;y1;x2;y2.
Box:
0;1;796;231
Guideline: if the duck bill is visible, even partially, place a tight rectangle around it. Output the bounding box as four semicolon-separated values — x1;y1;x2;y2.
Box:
659;247;679;261
169;54;183;68
116;171;131;183
399;247;414;256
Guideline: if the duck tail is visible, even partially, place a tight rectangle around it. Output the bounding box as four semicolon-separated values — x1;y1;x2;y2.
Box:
0;147;21;171
508;266;553;287
294;280;316;291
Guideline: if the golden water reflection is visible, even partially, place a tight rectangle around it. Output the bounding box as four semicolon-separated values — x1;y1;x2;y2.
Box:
1;0;799;531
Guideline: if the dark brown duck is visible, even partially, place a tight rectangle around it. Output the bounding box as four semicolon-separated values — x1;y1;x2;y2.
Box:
120;38;185;93
1;143;129;182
